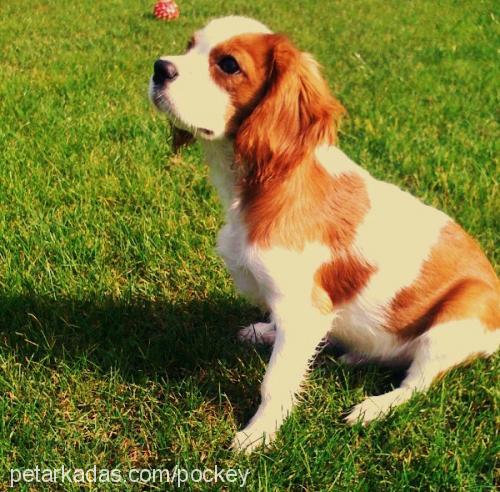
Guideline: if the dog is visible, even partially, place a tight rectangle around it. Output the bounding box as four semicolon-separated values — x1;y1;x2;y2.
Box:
149;16;500;453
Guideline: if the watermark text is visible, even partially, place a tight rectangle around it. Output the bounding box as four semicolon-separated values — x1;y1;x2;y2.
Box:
9;465;250;488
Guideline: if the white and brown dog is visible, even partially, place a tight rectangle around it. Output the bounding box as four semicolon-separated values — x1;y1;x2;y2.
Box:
150;16;499;452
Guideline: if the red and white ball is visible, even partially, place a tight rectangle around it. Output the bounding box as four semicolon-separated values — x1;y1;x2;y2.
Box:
153;0;179;20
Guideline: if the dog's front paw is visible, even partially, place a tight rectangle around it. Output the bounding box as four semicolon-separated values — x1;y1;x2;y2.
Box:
238;322;276;345
230;426;275;454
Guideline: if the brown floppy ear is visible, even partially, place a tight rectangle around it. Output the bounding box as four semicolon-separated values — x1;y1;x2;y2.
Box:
235;34;345;184
171;125;194;152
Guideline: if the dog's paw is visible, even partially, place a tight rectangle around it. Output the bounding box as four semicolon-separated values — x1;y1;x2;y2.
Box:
345;391;402;425
230;426;275;454
338;352;369;366
345;399;382;426
238;322;276;345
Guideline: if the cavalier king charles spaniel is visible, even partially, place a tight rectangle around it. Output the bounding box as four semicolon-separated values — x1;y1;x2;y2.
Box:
150;16;499;452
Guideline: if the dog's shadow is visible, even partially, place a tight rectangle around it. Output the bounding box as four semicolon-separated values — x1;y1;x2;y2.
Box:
0;292;405;423
1;292;268;420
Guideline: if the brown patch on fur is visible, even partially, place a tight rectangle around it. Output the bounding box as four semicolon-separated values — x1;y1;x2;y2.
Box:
244;160;370;250
209;32;354;249
316;255;377;307
388;221;500;338
244;160;373;310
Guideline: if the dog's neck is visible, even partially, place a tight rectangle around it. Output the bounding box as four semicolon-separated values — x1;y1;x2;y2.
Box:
201;139;238;213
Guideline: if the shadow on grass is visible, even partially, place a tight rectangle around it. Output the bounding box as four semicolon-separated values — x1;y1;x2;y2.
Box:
0;291;405;422
0;292;269;419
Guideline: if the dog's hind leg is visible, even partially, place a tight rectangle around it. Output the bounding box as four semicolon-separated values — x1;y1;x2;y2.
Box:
345;317;499;425
338;352;371;366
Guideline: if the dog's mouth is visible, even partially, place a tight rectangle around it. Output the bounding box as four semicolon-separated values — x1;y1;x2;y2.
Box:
150;83;215;138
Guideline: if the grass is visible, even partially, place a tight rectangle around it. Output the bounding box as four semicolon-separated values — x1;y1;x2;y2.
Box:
0;0;498;489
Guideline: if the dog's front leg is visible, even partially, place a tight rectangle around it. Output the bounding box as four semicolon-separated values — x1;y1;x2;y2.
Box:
231;309;330;453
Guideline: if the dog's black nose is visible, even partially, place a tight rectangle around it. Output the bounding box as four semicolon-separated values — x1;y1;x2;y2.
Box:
153;59;178;85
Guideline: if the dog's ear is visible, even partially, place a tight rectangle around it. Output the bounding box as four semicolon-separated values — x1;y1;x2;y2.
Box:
235;34;345;184
171;125;194;152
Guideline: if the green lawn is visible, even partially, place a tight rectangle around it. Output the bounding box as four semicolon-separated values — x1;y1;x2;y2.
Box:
0;0;498;490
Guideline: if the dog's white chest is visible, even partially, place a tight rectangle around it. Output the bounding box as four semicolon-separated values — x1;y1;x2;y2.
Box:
216;213;271;307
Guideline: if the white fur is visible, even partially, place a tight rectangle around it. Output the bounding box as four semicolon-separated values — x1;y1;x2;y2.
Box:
218;216;336;452
353;177;450;308
196;16;271;50
229;242;335;451
220;144;497;451
316;145;451;361
202;139;237;210
150;16;271;139
216;203;265;309
153;50;230;138
315;144;370;179
232;319;329;452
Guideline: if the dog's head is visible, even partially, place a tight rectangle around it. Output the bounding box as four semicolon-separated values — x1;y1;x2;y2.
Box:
150;16;344;181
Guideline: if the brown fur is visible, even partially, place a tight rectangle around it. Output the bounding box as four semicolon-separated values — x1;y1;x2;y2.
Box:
316;254;377;307
214;33;373;306
209;34;277;136
387;221;500;337
242;159;370;250
212;33;355;250
232;35;345;185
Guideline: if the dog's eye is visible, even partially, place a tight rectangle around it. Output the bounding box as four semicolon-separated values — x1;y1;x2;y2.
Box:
217;55;240;74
